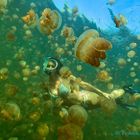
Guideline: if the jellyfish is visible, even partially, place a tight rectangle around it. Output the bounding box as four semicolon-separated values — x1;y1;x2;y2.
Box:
100;96;117;115
0;0;7;13
96;70;112;82
117;58;126;67
127;50;136;58
37;123;49;137
74;29;112;67
22;9;38;28
58;123;83;140
39;8;62;35
0;102;21;121
67;105;88;128
61;26;76;45
0;67;8;80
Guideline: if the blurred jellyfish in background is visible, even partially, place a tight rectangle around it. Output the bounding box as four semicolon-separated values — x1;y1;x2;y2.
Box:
74;29;112;67
0;102;21;121
0;0;7;13
96;70;112;82
0;67;9;80
61;26;76;45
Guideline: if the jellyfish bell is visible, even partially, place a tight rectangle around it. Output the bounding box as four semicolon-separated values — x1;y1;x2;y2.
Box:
52;10;62;30
0;0;7;13
22;9;38;28
97;70;112;82
68;105;88;128
58;123;83;140
37;123;49;137
127;50;136;58
74;29;112;67
129;42;137;49
0;102;21;121
39;8;62;35
117;58;126;67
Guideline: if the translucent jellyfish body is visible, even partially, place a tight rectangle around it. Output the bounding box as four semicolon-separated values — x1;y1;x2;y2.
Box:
37;123;49;137
0;67;8;80
39;8;62;35
58;123;83;140
0;102;21;121
61;26;76;45
22;9;38;28
0;0;7;13
74;29;112;67
96;70;112;82
68;105;88;128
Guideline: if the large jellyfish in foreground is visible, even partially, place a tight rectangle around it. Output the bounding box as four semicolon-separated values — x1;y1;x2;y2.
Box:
74;29;112;67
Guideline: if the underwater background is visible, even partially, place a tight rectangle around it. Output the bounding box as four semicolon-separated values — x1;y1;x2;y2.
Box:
0;0;140;140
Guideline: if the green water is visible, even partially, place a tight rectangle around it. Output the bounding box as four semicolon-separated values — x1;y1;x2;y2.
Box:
0;0;140;140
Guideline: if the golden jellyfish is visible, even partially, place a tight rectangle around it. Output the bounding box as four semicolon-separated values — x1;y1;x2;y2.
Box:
0;67;8;80
22;68;31;77
55;47;65;56
117;58;126;67
58;123;83;140
61;26;76;45
19;60;27;68
61;26;74;38
6;31;16;41
31;97;40;105
39;8;62;35
0;0;7;13
29;111;41;122
22;9;38;28
96;70;112;82
100;97;117;115
0;102;21;121
68;105;88;128
130;71;136;78
74;29;112;67
129;42;137;49
25;29;32;38
37;123;49;137
127;50;136;58
5;84;19;96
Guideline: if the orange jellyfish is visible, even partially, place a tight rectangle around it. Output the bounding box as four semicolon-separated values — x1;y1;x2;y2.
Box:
96;70;112;82
22;9;38;28
61;26;76;45
39;8;62;35
74;29;112;67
